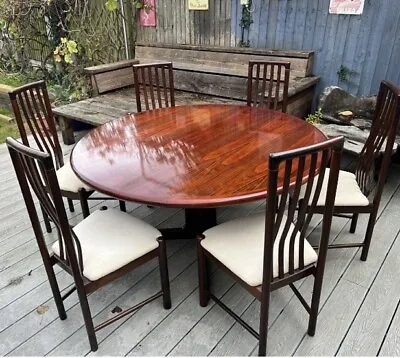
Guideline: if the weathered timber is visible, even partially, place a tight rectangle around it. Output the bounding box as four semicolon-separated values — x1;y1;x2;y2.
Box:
53;88;241;144
54;43;319;144
84;59;139;95
135;42;319;118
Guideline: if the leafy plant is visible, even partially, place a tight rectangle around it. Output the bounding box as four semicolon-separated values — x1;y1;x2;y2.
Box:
337;65;350;83
239;0;253;48
106;0;153;13
53;38;78;64
0;118;20;144
305;109;323;124
239;40;250;48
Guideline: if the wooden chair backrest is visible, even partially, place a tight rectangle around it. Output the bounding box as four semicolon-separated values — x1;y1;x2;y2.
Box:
6;137;84;277
8;80;64;169
133;62;175;113
247;61;291;112
356;81;400;199
264;136;343;284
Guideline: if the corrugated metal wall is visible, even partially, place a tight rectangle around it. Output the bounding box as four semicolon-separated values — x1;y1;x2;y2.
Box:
137;0;400;97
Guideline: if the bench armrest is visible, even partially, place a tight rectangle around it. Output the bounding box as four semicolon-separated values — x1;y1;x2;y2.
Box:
84;59;139;95
84;59;139;75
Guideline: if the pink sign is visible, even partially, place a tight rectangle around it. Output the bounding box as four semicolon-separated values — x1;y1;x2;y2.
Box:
139;0;156;27
329;0;365;15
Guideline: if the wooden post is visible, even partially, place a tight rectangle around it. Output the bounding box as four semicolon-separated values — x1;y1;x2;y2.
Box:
58;116;75;145
122;0;136;58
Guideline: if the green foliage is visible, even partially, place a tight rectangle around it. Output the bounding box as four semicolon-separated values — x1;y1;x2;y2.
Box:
0;0;129;108
305;109;323;125
239;4;253;30
239;40;250;48
0;118;20;144
53;38;79;64
105;0;118;11
0;72;29;87
337;65;350;83
239;1;253;48
0;107;14;118
106;0;153;13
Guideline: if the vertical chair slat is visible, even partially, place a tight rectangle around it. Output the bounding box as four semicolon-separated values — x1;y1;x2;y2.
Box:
288;156;306;275
162;66;169;107
274;65;282;110
22;91;51;154
142;68;150;111
266;64;274;110
154;67;162;108
17;93;44;151
255;63;261;106
247;62;253;107
276;159;292;278
147;66;156;109
28;88;57;156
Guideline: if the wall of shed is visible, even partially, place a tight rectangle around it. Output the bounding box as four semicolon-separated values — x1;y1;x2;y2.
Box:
136;0;400;97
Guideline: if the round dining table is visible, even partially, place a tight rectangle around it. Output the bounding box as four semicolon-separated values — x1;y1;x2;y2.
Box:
71;104;327;239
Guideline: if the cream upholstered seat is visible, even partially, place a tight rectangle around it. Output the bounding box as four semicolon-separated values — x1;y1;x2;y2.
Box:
8;137;171;352
299;168;369;207
201;213;318;287
56;160;93;193
52;208;160;281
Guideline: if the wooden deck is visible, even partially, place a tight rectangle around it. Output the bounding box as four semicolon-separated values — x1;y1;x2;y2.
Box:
1;132;400;356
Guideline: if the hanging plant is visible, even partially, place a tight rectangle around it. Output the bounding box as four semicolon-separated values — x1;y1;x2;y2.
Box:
239;0;253;48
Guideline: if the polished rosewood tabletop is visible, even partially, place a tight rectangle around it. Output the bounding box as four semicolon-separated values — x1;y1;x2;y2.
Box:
71;104;326;208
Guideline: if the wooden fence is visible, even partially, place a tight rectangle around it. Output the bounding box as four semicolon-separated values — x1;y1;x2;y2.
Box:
136;0;400;97
24;0;400;98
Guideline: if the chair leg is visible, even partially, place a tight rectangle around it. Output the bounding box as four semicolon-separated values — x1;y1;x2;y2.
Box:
79;190;90;218
119;200;126;212
197;235;210;307
44;263;67;320
75;279;98;351
157;238;171;309
67;198;75;213
258;288;271;356
350;213;359;233
41;205;52;233
360;211;378;261
307;269;326;336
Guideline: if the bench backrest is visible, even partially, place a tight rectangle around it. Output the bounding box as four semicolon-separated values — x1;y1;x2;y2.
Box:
135;43;315;100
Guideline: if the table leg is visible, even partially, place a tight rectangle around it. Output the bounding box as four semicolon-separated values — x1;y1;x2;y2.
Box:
160;208;217;240
59;116;75;145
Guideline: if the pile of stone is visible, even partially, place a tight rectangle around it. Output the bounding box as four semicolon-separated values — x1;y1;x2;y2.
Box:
315;86;398;155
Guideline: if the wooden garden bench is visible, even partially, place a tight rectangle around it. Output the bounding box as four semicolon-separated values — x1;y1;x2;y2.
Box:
54;43;319;145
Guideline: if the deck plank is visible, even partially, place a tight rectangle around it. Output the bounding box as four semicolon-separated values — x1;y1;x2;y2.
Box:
337;232;400;356
2;134;400;356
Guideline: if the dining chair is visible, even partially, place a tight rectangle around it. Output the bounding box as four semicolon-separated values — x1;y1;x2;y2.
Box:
6;137;171;352
299;80;400;261
247;60;291;112
8;80;126;232
133;62;175;113
197;137;343;356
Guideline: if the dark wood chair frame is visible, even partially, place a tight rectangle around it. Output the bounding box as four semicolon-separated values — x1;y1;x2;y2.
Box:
8;80;126;232
6;137;171;352
198;137;344;356
247;60;291;112
133;62;175;113
310;80;400;261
